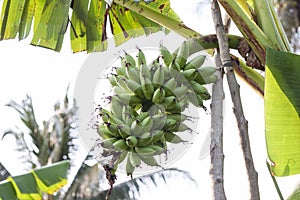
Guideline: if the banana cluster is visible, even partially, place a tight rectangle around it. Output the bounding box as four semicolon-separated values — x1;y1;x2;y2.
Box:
97;43;216;176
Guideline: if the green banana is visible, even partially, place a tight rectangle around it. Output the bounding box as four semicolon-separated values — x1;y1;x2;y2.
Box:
137;132;153;146
171;123;190;132
129;152;141;167
101;138;119;149
197;66;217;77
105;122;120;137
170;60;181;71
160;44;173;67
175;41;189;68
164;131;185;144
182;69;197;81
161;96;177;109
115;67;127;76
190;81;209;95
126;136;138;147
187;92;204;108
135;146;156;156
117;124;131;138
167;113;188;122
173;85;188;99
140;75;155;101
163;118;178;130
98;125;115;139
124;52;136;67
163;77;177;96
137;48;146;66
140;116;154;133
140;64;152;80
117;93;143;105
148;144;165;155
184;55;206;70
131;120;146;137
139;154;160;167
152;87;166;104
152;65;165;87
115;151;128;164
126;65;140;84
126;156;135;176
108;75;117;86
113;139;129;151
151;114;167;131
151;130;164;143
136;111;149;122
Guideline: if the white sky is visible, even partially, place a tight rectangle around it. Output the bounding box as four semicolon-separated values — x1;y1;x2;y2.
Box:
0;0;299;199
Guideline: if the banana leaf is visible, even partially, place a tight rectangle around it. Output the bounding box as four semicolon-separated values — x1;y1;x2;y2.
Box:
0;0;194;53
0;160;69;200
265;48;300;176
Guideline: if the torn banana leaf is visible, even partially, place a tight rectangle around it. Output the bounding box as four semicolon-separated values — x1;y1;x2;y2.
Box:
265;48;300;176
0;160;69;199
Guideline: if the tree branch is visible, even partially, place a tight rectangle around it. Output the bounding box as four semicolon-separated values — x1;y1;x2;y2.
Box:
211;0;260;199
210;52;226;200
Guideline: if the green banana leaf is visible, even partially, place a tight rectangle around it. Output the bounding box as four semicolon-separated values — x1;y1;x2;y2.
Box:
265;48;300;176
0;160;69;200
0;0;188;52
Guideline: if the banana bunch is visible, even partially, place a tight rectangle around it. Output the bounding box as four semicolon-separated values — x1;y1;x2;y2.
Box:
97;43;216;176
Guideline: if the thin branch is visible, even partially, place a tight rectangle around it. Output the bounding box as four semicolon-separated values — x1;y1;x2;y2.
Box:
211;0;260;199
210;52;226;200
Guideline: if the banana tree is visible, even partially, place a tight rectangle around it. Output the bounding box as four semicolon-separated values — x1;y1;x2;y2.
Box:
1;0;300;199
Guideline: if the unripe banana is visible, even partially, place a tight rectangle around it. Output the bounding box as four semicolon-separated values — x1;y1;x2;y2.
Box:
151;130;164;143
161;96;177;109
152;87;166;104
163;118;178;130
105;122;120;137
129;152;141;167
175;41;189;68
135;111;149;122
108;75;117;86
113;139;129;151
135;146;156;157
170;60;181;71
140;64;152;80
163;77;177;96
197;66;216;77
115;67;127;76
167;113;188;122
182;69;197;81
124;52;136;67
173;85;188;99
187;92;204;108
140;75;154;101
184;55;206;70
126;136;138;147
117;124;131;138
115;151;128;164
171;123;190;132
137;48;146;66
151;114;167;131
98;125;115;139
164;131;185;144
117;93;143;105
140;116;154;133
148;144;165;155
101;138;119;149
190;81;209;95
170;101;188;113
126;65;140;84
137;132;153;147
139;154;160;167
131;120;146;137
160;44;173;66
152;65;165;87
126;156;135;176
203;75;218;84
